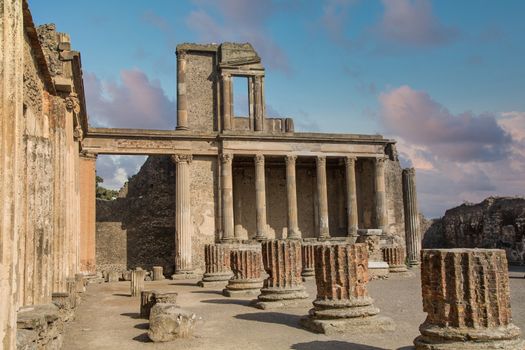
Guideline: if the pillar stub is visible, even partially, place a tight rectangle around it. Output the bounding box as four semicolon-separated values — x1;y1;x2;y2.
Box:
198;244;233;288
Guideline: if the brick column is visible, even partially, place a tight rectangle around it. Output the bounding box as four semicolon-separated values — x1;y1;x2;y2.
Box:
0;0;23;346
223;247;263;297
221;73;232;131
402;168;421;266
344;156;358;238
415;249;524;349
79;151;97;274
171;154;194;278
381;247;408;273
301;243;393;334
221;153;235;242
374;157;388;234
255;240;308;309
301;243;316;281
176;50;188;130
316;156;330;239
285;155;301;239
254;154;267;241
198;244;232;287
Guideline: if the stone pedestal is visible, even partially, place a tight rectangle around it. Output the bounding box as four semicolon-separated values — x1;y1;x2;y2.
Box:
414;249;525;350
223;248;263;297
153;266;164;281
255;240;308;309
381;247;408;273
301;243;394;335
301;243;316;281
356;229;389;278
106;271;120;283
198;244;232;288
154;291;179;305
140;290;156;319
131;270;146;297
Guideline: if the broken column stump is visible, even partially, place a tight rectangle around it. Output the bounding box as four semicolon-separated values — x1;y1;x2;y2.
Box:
381;246;408;273
198;244;232;288
130;269;146;297
223;247;263;297
152;266;164;281
414;249;525;350
254;239;308;309
357;229;389;278
301;243;316;281
148;303;198;342
106;271;120;283
301;243;394;335
140;290;179;319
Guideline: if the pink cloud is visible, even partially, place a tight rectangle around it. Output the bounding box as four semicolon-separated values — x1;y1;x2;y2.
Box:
376;0;458;47
84;69;176;130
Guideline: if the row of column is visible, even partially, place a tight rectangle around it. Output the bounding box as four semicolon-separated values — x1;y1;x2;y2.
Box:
219;153;388;242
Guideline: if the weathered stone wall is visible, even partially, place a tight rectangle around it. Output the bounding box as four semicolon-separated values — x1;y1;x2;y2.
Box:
186;52;217;132
422;197;525;264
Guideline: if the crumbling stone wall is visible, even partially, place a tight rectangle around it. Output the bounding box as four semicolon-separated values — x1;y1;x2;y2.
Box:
422;197;525;264
186;51;217;131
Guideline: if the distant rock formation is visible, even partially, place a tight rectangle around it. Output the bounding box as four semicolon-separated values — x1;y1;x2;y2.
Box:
422;197;525;264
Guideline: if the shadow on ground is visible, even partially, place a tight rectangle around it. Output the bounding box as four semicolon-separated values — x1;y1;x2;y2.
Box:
191;290;224;296
132;333;151;343
134;322;149;330
120;312;142;319
291;340;389;350
201;298;252;307
113;293;131;297
235;312;303;330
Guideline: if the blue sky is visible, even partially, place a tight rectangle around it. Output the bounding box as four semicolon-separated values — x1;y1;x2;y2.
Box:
30;0;525;218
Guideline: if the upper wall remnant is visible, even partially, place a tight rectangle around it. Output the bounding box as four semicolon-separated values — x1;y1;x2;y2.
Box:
175;42;293;134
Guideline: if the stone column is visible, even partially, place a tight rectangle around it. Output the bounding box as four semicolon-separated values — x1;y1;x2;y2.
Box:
254;75;264;131
374;157;388;234
402;168;421;266
254;154;267;241
285;155;301;239
198;244;232;287
316;156;330;239
223;247;263;297
0;0;23;346
301;243;316;281
171;154;194;278
381;247;408;273
415;249;525;350
131;269;146;297
255;240;308;309
221;153;235;242
301;243;393;334
176;50;188;130
344;156;358;238
152;266;164;281
221;73;232;131
233;167;243;240
79;151;97;274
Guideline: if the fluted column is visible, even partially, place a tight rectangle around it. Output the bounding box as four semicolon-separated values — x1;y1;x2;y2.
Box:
402;168;421;266
374;157;387;234
381;247;407;273
172;154;193;276
0;1;23;346
344;156;358;238
300;243;393;334
254;154;267;241
285;155;301;239
221;73;232;131
301;243;316;281
254;75;264;131
130;269;146;297
176;50;188;130
221;153;235;242
415;249;525;349
256;240;308;309
223;247;264;297
198;244;232;287
316;156;330;239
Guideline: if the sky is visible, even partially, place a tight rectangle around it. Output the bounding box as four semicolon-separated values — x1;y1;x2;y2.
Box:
30;0;525;218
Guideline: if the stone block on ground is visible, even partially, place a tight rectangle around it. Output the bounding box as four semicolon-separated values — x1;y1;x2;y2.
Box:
147;303;198;342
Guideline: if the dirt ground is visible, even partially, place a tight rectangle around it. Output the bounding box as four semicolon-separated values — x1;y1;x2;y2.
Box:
62;266;525;350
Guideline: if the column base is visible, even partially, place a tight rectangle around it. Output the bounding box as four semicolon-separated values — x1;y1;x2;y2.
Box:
389;265;408;273
197;272;232;288
300;315;395;335
301;269;315;282
254;286;309;309
368;261;390;279
171;271;199;280
175;126;189;131
223;278;263;297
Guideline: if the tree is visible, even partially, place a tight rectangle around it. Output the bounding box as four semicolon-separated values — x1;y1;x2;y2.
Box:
95;175;119;200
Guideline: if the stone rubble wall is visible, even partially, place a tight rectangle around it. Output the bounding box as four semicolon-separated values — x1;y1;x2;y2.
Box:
422;197;525;264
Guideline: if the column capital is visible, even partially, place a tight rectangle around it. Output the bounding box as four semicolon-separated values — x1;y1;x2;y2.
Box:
285;154;297;166
171;154;193;164
79;151;97;160
344;156;357;166
375;156;387;164
221;153;233;164
255;154;265;165
402;167;416;176
316;155;326;167
221;72;231;80
176;50;187;59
